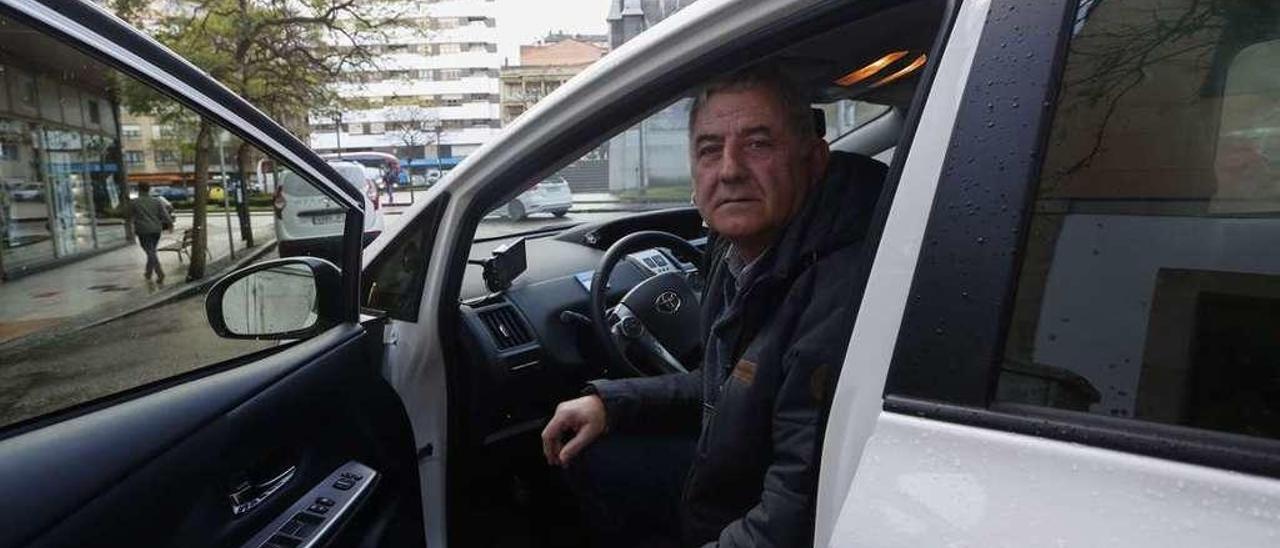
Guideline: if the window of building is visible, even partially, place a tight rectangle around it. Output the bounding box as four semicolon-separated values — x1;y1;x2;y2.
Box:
124;150;144;165
438;43;462;55
154;149;177;164
0;141;18;161
10;68;37;114
995;0;1280;441
86;99;101;125
121;125;141;139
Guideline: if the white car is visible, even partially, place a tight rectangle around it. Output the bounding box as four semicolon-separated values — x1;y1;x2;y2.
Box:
273;160;384;260
504;175;572;220
9;2;1280;548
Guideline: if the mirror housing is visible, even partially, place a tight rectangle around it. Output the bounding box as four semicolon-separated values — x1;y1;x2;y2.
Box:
205;257;344;339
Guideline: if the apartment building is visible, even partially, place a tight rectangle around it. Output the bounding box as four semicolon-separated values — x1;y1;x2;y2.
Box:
309;0;502;170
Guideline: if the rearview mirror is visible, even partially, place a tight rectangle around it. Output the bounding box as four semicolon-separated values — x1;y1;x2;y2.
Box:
205;257;343;339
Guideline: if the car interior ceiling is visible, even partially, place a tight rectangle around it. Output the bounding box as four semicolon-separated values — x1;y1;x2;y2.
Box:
445;1;946;546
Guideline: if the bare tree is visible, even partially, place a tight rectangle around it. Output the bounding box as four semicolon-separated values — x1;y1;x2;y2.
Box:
384;105;441;159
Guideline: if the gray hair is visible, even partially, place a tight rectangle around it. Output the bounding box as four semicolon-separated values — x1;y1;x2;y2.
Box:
687;63;815;141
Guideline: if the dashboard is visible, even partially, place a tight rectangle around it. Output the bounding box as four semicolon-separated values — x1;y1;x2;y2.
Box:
456;207;706;444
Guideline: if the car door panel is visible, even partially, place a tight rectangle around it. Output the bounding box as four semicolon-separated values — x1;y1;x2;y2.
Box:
833;411;1280;547
1;322;423;548
0;1;424;547
826;0;1280;545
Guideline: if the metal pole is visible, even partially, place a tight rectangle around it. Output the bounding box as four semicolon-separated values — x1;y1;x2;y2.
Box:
335;113;343;159
217;131;234;259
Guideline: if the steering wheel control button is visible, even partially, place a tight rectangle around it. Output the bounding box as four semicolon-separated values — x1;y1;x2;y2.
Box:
619;316;644;338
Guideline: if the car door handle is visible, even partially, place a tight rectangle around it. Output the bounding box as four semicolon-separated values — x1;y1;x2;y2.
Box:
229;465;296;516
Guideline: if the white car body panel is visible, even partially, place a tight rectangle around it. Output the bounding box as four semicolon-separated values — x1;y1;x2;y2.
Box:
815;0;990;543
831;412;1280;547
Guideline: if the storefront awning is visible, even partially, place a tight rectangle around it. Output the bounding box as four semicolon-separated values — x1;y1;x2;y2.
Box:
404;157;462;169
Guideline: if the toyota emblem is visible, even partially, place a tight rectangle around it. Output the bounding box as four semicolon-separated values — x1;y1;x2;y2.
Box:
655;291;683;314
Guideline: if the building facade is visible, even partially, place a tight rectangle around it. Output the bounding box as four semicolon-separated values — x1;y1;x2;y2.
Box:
500;35;607;125
606;0;697;48
308;0;502;172
0;23;126;280
605;0;698;193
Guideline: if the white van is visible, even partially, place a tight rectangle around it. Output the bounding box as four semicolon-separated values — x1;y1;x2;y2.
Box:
274;160;384;260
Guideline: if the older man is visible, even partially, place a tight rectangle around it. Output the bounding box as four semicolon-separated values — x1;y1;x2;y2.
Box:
541;64;887;547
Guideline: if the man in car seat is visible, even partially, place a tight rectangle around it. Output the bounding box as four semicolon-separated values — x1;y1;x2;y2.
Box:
541;64;887;547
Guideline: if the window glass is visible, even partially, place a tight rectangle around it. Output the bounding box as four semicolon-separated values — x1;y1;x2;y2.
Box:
0;13;350;429
818;99;890;141
476;97;891;240
998;0;1280;440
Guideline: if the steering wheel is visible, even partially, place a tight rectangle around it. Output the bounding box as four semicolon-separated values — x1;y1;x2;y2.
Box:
590;231;704;377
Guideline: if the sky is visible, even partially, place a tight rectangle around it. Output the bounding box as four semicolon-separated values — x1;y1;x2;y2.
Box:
494;0;611;65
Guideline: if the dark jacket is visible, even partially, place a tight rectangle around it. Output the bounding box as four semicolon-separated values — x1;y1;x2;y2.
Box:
590;152;888;547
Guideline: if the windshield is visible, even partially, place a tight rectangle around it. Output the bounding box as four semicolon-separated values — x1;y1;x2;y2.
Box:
475;98;888;240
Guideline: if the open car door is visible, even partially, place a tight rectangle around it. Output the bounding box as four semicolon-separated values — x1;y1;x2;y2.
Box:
0;3;423;547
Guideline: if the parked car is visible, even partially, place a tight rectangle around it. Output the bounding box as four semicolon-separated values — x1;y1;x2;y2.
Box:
274;160;384;260
147;184;191;202
504;175;572;220
6;2;1280;548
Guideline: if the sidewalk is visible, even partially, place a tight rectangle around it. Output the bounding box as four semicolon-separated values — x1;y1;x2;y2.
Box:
0;213;275;348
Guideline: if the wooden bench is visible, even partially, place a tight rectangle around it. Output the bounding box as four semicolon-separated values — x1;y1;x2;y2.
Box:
158;228;212;264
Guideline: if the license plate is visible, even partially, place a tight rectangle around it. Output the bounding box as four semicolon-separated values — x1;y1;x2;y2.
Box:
311;214;343;225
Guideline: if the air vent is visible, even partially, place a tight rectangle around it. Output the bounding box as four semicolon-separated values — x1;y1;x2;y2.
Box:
478;305;533;350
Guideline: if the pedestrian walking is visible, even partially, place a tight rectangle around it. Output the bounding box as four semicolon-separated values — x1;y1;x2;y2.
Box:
125;182;173;283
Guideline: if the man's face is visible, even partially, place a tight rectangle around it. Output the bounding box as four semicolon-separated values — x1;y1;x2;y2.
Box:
691;87;827;253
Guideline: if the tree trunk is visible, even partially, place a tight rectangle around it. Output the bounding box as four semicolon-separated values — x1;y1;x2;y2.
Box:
235;141;254;247
187;119;212;280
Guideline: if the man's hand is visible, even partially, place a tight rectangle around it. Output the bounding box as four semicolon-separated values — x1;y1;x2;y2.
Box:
541;394;607;467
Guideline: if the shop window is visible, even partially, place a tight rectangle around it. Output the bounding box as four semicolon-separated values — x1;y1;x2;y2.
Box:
996;0;1280;440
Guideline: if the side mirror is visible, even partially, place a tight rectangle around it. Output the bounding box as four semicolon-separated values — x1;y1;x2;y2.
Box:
205;257;343;339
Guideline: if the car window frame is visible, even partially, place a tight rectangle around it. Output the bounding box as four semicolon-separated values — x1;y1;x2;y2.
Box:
882;0;1280;479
